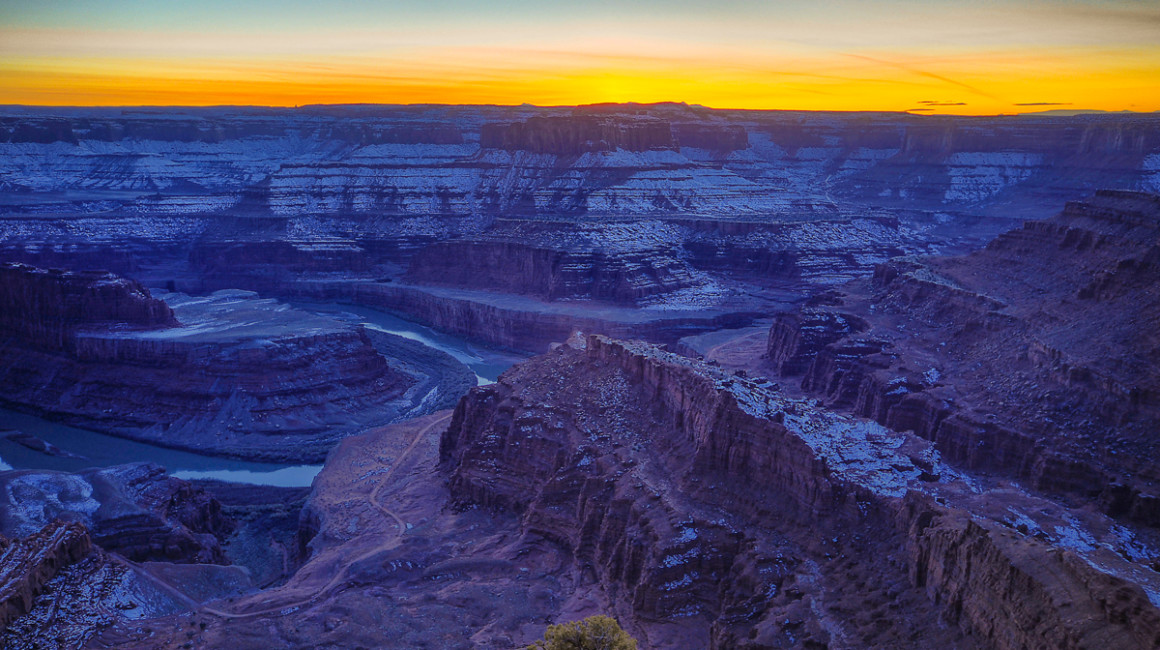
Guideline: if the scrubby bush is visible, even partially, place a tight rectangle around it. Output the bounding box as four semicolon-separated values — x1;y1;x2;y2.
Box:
527;615;638;650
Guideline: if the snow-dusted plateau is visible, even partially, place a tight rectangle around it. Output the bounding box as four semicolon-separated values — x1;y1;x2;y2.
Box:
0;104;1158;649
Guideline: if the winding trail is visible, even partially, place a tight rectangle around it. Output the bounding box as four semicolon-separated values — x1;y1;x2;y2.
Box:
199;412;452;620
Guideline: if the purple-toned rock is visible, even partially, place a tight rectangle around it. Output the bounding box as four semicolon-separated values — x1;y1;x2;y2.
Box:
0;265;414;461
766;190;1160;525
0;263;175;351
0;463;228;563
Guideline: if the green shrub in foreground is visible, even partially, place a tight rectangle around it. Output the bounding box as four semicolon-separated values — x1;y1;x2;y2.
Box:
527;615;639;650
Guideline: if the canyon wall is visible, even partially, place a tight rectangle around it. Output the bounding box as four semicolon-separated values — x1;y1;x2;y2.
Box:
440;334;1160;648
0;263;176;351
404;220;701;303
97;334;1160;648
289;279;758;353
766;190;1160;526
4;105;1159;222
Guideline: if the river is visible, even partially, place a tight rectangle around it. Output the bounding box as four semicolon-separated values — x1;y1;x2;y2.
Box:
0;304;525;487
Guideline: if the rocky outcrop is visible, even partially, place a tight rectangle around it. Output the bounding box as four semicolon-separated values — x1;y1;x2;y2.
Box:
0;467;261;650
0;464;229;564
904;499;1160;650
767;190;1160;525
97;336;1160;649
0;520;252;649
0;521;92;632
405;220;701;304
441;335;1160;648
0;263;175;351
679;216;907;285
765;307;869;375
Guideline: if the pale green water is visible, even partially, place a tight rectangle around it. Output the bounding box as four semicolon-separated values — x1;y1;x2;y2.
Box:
295;301;527;385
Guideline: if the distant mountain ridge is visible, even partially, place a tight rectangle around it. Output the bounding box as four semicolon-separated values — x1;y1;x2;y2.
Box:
2;104;1158;223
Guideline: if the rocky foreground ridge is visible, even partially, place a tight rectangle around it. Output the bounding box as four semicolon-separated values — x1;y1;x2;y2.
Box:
443;335;1160;648
766;190;1160;527
95;334;1160;649
0;263;416;460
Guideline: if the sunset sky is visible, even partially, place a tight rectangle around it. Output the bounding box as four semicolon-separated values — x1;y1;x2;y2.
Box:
1;0;1158;113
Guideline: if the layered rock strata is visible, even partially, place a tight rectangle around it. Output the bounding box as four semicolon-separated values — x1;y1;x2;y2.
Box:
0;264;414;460
440;335;1160;648
0;530;251;650
0;466;264;649
405;220;702;304
5;105;1159;222
0;263;176;349
92;336;1160;648
766;190;1160;525
405;217;907;306
289;278;764;353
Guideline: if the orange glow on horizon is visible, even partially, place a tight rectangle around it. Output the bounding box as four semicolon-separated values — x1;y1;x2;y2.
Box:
3;49;1158;115
2;5;1158;116
4;54;1158;115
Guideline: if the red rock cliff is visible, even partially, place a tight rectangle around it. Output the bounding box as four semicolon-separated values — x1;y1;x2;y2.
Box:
0;262;176;351
442;335;1160;648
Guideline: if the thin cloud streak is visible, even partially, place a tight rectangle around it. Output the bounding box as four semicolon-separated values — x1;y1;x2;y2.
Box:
843;53;1004;102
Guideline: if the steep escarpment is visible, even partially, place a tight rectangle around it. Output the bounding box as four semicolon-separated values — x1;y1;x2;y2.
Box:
96;336;1160;649
903;499;1160;650
291;278;762;353
406;217;909;305
0;265;415;460
406;220;701;303
766;190;1160;525
0;464;258;647
678;216;907;285
441;335;1160;648
0;502;252;649
0;263;176;350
